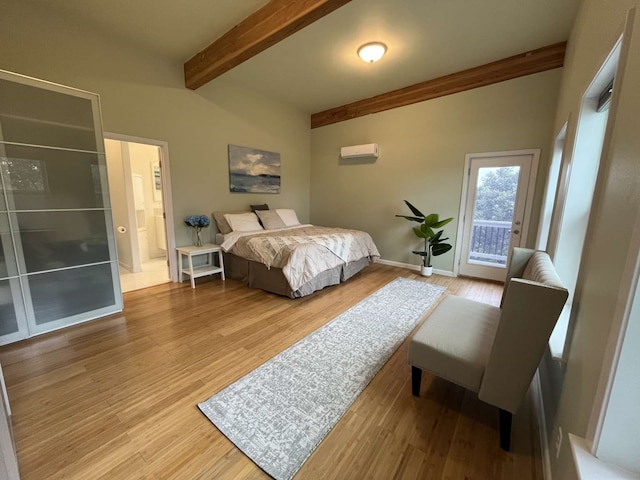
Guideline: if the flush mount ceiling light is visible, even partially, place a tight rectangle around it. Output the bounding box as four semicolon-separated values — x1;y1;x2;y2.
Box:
357;42;387;63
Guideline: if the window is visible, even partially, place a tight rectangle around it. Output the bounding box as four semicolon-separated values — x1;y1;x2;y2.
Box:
546;42;620;361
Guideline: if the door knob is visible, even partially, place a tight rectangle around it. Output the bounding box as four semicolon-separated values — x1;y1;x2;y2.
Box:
513;229;520;234
515;220;522;225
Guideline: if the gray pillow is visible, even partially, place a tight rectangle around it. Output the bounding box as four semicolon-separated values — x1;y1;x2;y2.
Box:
256;209;286;230
213;210;248;234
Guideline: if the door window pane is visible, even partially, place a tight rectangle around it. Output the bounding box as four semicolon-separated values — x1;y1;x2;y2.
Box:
469;166;520;266
16;210;111;273
28;263;116;325
1;144;107;210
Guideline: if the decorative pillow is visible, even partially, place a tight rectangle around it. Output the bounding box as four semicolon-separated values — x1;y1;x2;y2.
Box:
224;212;263;232
276;208;300;227
256;209;286;230
250;204;269;212
212;210;248;234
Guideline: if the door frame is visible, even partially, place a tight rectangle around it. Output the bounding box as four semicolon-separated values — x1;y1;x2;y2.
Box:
453;149;539;278
104;132;178;283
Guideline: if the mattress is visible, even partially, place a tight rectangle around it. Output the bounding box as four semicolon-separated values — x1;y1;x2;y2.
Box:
220;225;380;297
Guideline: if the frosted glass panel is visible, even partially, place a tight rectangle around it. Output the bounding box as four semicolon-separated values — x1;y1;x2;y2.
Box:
1;144;107;210
0;212;18;278
0;278;23;336
0;70;120;345
16;210;111;273
0;169;6;211
28;263;115;325
0;78;97;151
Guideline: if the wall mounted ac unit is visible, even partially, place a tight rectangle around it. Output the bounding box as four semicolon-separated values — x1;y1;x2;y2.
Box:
340;143;379;159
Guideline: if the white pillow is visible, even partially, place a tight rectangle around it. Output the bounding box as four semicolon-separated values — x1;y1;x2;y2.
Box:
276;209;300;227
224;212;263;232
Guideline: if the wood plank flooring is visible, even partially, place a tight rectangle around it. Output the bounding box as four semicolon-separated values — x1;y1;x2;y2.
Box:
0;264;543;479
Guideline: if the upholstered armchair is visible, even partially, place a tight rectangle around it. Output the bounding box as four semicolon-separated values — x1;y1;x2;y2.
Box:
408;247;568;450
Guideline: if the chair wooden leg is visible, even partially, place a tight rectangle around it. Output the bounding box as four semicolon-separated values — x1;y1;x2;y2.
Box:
411;366;422;396
499;408;512;451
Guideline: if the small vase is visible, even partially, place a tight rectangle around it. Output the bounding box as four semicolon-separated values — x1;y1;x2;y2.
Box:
420;265;433;277
193;227;203;247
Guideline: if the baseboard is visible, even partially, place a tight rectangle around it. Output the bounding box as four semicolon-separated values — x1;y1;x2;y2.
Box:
532;370;552;480
375;258;456;277
118;261;133;272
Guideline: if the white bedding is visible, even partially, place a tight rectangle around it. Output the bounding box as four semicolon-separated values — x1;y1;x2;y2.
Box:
221;225;380;291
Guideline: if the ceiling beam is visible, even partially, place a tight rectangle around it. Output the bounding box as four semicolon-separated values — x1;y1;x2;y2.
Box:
184;0;353;90
311;42;567;129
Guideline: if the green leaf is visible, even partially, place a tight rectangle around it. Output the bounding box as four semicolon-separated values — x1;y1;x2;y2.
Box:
431;244;452;256
432;217;454;228
404;200;424;218
430;230;444;241
423;213;439;225
419;224;435;238
412;251;429;257
413;226;429;238
395;214;424;223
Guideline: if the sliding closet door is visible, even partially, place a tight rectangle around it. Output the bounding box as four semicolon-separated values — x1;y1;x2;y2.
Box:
0;197;28;344
0;70;122;344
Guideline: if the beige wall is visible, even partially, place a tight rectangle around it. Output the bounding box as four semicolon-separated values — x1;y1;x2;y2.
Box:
0;0;310;248
310;71;562;271
541;1;640;479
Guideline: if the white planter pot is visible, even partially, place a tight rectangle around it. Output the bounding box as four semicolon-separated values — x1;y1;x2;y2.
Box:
420;265;433;277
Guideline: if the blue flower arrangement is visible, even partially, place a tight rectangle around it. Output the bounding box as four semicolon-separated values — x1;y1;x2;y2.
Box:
184;215;210;228
184;214;210;246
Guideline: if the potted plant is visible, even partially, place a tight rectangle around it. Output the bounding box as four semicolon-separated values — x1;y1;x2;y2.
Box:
396;200;454;276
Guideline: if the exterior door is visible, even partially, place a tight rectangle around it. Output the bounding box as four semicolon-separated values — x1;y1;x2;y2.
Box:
458;151;537;282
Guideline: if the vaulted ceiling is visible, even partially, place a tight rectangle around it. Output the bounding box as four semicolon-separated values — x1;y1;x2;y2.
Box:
33;0;581;116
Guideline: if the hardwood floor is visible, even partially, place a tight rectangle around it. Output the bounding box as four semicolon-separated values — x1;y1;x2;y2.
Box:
0;264;543;479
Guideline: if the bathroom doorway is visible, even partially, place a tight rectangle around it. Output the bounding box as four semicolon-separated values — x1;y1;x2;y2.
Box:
104;134;176;292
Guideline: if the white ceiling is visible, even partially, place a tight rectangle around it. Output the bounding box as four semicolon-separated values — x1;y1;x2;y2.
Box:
34;0;581;114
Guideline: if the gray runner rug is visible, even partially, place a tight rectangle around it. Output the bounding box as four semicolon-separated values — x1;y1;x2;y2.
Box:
198;277;446;480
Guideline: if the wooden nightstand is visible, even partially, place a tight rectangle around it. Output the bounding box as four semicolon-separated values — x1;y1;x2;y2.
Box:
177;244;225;288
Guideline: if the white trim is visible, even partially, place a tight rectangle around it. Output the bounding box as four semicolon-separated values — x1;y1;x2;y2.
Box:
569;434;639;479
537;121;568;252
0;141;100;155
104;132;177;283
582;7;638;463
588;158;640;453
375;258;456;277
0;369;19;480
548;36;621;264
532;371;553;480
454;149;540;280
0;67;99;98
453;159;471;277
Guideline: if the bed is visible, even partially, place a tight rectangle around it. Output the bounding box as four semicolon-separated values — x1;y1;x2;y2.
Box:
212;209;380;298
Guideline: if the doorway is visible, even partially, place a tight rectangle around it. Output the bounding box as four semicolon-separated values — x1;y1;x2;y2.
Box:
104;135;175;292
455;150;539;282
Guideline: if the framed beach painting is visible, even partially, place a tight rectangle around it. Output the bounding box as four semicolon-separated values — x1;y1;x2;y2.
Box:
228;144;281;194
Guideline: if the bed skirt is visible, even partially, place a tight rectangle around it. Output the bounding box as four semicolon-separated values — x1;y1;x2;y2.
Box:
223;252;371;298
